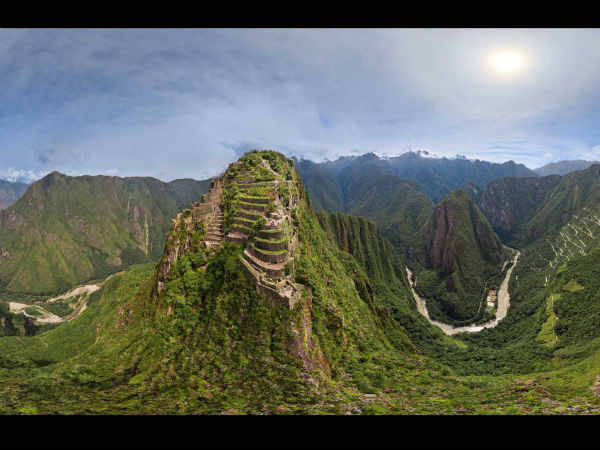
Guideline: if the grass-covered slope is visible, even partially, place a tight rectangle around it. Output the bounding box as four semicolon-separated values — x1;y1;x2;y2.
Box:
316;211;470;358
412;189;509;324
293;159;344;212
0;172;209;296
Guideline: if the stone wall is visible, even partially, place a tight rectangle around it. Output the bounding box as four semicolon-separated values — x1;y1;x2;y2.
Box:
258;229;284;240
256;239;286;252
250;245;287;264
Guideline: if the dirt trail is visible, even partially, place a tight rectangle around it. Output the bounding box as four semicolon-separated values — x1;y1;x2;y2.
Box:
406;248;521;336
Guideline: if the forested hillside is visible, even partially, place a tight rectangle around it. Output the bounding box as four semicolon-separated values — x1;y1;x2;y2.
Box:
0;172;210;296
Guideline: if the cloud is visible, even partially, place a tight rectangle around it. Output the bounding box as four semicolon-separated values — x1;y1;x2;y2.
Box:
1;29;600;179
580;145;600;162
0;167;50;184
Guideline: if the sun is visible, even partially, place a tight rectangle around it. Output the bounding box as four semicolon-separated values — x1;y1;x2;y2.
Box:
488;49;526;77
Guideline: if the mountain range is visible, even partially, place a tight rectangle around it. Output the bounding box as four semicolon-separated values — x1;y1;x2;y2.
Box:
535;159;600;176
2;151;600;416
0;172;209;296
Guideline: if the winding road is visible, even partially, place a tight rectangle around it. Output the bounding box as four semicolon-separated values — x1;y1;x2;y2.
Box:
406;248;521;336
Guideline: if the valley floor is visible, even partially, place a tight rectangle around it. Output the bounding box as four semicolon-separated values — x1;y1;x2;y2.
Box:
406;248;520;336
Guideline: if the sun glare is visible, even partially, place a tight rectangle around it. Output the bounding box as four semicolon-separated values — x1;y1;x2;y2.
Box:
488;49;526;77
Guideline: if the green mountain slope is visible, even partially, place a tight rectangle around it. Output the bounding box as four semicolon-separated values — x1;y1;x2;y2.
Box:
297;154;435;258
0;151;427;413
412;190;508;324
0;179;28;210
438;166;600;378
0;172;210;296
513;164;600;246
3;152;600;416
476;175;562;243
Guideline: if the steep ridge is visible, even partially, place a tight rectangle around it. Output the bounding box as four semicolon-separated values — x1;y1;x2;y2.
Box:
410;190;510;324
476;175;562;243
296;154;435;259
0;172;210;296
145;150;421;406
513;164;600;246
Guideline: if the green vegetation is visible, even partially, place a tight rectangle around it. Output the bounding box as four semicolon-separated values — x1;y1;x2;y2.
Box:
563;279;584;293
24;306;44;318
0;172;210;296
44;300;74;318
475;175;561;243
537;295;559;348
2;151;600;416
411;190;508;324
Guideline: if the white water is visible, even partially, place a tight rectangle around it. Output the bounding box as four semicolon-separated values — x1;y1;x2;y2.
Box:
406;248;521;336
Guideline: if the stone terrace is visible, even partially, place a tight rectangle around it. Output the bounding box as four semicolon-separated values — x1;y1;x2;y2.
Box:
223;157;302;309
156;177;224;294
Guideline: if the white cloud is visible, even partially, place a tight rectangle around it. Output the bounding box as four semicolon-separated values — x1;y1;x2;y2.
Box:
580;145;600;161
1;29;600;177
0;167;50;183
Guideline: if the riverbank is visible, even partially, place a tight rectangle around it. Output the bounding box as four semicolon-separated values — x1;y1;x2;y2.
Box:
406;248;521;336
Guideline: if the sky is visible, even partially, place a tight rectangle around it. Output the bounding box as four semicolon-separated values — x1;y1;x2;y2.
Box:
1;28;600;183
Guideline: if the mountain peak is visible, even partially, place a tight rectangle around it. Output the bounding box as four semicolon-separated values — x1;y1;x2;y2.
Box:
415;188;506;323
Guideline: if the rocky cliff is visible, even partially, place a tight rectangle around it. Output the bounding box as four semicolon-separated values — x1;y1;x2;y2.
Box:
414;190;508;323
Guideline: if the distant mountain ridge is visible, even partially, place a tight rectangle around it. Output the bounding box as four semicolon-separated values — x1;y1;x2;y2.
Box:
300;151;536;204
535;160;600;176
0;179;28;210
296;151;535;259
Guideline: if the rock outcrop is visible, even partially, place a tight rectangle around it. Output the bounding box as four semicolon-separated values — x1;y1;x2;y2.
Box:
476;175;561;241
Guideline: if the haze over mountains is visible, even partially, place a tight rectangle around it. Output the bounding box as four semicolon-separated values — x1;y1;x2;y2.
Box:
535;159;600;176
0;179;28;210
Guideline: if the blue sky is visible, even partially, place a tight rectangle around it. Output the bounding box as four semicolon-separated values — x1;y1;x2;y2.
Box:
1;28;600;182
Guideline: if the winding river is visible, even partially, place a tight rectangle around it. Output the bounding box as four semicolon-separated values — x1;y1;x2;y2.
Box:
406;248;521;336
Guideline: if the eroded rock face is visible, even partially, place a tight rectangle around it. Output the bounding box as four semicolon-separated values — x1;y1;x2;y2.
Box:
155;178;222;295
424;200;457;276
417;190;506;322
477;175;561;239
